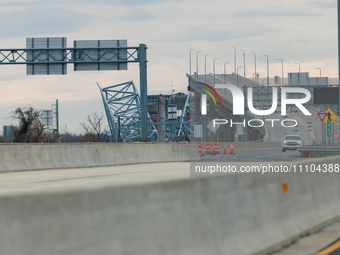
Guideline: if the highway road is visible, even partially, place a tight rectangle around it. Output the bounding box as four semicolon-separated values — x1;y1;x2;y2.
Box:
0;148;308;196
202;149;305;162
260;112;310;142
0;163;191;196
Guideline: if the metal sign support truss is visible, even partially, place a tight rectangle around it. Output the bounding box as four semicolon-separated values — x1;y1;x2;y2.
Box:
0;41;149;142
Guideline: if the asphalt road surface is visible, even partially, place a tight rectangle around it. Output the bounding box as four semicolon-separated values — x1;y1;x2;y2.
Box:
0;162;191;196
201;149;305;162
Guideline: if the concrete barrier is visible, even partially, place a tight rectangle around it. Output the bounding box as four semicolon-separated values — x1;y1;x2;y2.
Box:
0;143;200;172
1;156;340;254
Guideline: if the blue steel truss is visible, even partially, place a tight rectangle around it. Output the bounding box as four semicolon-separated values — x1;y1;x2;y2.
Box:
97;81;157;142
176;91;195;136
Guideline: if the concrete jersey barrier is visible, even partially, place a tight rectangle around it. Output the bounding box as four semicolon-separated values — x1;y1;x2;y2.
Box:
1;156;340;255
0;143;201;172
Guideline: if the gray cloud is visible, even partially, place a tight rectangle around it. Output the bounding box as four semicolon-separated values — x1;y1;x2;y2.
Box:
0;1;48;7
311;1;336;8
62;0;181;7
175;26;279;42
120;7;154;21
0;7;93;38
234;9;320;18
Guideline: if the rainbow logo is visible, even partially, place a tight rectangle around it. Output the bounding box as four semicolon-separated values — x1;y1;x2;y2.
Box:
199;82;222;115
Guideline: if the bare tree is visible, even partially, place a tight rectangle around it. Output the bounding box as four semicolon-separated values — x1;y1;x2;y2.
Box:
12;107;45;143
80;112;108;142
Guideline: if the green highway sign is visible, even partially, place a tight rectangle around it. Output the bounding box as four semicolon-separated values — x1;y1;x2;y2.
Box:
327;119;332;138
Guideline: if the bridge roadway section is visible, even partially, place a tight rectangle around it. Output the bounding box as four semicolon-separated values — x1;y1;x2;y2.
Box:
1;143;340;255
193;73;310;143
213;73;340;145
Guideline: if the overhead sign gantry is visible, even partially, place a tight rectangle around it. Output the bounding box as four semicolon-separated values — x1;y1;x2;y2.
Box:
0;37;149;141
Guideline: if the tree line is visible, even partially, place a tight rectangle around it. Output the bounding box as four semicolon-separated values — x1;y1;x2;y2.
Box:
4;106;109;143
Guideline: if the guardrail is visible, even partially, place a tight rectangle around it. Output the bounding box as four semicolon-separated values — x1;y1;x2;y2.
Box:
298;146;340;157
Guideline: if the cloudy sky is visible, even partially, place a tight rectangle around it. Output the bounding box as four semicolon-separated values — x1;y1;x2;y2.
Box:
0;0;338;133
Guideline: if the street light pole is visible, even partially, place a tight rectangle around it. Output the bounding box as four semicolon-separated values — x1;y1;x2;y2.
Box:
278;59;283;86
316;67;321;77
264;55;269;86
189;49;193;76
237;66;242;87
232;47;236;73
295;62;300;87
205;54;209;84
196;51;201;79
237;66;244;142
240;49;246;77
213;58;218;86
295;62;300;73
251;52;256;86
316;67;321;86
224;61;229;83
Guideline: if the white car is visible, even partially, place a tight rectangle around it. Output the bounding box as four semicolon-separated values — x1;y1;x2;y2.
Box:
282;135;303;152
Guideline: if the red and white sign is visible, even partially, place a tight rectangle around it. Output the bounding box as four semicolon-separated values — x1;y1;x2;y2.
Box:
317;112;327;122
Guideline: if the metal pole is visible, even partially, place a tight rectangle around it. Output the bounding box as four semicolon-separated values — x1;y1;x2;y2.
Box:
118;116;121;142
264;55;269;86
224;61;229;83
56;99;59;138
196;51;201;79
279;59;283;86
139;44;148;142
232;47;236;73
244;85;247;142
205;54;209;83
115;122;118;143
322;122;324;146
316;67;321;77
213;58;218;86
241;49;245;77
316;67;321;86
203;114;207;143
189;49;193;76
188;49;193;143
237;66;242;87
252;52;256;86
